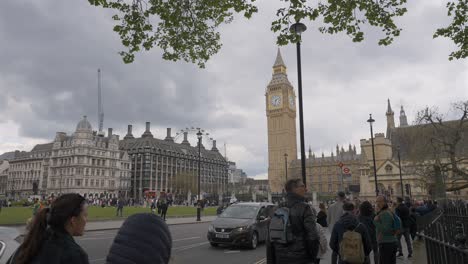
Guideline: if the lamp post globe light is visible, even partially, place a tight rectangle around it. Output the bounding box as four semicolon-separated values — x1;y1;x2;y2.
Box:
289;21;308;187
367;114;379;196
196;130;202;222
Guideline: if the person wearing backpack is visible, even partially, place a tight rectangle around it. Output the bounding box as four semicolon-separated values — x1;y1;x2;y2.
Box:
266;179;320;264
374;196;398;264
395;197;413;258
329;202;371;264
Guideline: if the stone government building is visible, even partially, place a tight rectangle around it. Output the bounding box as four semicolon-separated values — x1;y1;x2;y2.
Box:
4;116;131;200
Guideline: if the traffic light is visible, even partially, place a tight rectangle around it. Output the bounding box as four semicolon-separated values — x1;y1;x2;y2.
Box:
405;184;410;195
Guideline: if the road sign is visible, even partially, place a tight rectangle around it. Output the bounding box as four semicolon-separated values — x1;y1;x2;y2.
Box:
343;167;350;174
338;162;344;168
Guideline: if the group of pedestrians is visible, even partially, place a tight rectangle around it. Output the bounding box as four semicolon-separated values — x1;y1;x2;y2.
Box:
327;193;418;264
7;193;172;264
267;179;420;264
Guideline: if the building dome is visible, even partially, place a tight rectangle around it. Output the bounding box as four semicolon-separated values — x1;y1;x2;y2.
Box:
76;116;93;132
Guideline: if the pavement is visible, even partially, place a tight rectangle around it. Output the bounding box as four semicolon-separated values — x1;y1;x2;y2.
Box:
13;215;217;235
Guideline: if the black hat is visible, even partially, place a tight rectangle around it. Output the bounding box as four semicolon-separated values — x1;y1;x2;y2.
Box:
106;213;172;264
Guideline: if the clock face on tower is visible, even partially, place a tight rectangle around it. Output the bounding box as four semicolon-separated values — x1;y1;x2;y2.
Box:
271;95;282;107
289;95;295;108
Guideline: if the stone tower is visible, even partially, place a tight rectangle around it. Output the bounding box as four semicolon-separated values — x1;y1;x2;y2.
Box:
386;99;395;139
399;105;408;127
266;49;298;192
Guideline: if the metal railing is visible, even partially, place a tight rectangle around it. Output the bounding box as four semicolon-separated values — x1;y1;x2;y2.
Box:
418;202;468;264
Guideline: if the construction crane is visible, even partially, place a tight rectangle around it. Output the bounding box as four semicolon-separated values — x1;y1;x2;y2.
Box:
97;69;104;136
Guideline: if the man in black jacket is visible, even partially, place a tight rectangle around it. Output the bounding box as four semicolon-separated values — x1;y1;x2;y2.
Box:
395;197;413;258
267;179;320;264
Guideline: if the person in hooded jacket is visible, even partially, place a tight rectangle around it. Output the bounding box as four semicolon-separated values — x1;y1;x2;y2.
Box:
330;202;372;264
358;201;378;264
106;213;172;264
267;179;320;264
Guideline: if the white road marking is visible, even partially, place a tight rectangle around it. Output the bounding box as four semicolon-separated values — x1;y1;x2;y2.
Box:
173;236;200;242
253;258;266;264
173;241;210;251
90;257;106;263
224;250;241;254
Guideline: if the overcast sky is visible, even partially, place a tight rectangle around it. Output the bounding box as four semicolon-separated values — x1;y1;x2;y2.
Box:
0;1;467;179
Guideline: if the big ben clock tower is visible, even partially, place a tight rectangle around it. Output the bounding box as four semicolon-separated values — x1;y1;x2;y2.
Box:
266;49;298;192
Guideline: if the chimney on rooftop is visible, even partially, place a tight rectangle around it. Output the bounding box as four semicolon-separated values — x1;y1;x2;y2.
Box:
124;125;134;139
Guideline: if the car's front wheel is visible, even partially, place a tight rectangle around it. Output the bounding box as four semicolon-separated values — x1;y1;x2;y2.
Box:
249;231;258;249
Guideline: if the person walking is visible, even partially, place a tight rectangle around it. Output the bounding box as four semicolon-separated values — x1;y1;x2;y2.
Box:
106;213;172;264
160;200;168;221
316;203;328;228
395;197;413;258
409;207;418;240
374;196;398;264
151;199;157;214
116;198;124;217
267;179;320;264
329;202;372;264
358;201;378;264
327;191;346;264
8;193;89;264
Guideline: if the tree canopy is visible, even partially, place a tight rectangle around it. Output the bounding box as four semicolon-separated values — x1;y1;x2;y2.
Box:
89;0;467;67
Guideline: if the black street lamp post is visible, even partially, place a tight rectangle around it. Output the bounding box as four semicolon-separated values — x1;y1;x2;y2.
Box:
290;21;307;187
196;130;202;222
284;153;288;182
397;146;404;198
367;114;379;196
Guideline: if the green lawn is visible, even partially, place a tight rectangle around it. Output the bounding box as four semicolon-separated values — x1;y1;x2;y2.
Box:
0;206;216;225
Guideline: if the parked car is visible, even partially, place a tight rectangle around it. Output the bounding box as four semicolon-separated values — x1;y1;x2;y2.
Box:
207;202;276;249
0;227;21;264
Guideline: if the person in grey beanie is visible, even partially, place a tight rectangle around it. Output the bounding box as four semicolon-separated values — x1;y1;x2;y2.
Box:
106;213;172;264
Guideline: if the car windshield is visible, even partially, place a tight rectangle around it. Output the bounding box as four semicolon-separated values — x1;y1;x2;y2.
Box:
219;205;259;219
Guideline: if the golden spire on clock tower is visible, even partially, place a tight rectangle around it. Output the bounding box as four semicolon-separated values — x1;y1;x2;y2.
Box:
265;48;298;193
273;48;287;74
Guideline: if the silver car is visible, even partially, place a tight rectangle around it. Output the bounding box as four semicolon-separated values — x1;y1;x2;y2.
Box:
0;227;21;264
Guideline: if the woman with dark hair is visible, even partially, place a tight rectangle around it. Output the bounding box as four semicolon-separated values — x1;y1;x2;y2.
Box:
359;201;378;264
8;193;89;264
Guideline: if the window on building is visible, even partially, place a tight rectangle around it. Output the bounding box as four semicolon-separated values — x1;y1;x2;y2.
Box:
385;165;393;174
328;184;332;193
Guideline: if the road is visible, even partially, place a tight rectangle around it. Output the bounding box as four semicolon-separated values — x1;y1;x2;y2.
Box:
77;221;422;264
77;222;268;264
